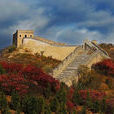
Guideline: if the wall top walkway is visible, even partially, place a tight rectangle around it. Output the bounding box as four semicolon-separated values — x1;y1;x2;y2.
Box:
23;37;78;47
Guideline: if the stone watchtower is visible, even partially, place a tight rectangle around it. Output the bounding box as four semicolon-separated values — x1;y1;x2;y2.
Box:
13;30;34;47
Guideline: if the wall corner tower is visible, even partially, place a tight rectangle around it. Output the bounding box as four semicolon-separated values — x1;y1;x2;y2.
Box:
13;30;34;47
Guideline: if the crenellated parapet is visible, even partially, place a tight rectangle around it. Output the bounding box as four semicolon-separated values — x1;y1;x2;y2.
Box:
13;30;34;47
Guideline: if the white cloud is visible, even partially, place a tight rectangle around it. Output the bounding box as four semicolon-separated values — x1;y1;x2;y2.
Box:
0;0;114;48
79;10;114;28
42;25;106;44
0;3;50;36
10;13;49;32
0;0;29;21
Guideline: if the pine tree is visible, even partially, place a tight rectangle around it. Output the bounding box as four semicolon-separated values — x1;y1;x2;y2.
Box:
37;97;45;114
0;92;11;114
81;106;86;114
11;91;20;110
58;102;67;114
56;87;67;105
50;97;59;112
43;83;51;99
22;96;45;114
2;107;11;114
93;100;100;113
101;98;107;113
0;64;5;74
73;109;77;114
86;91;93;109
15;102;21;114
44;104;51;114
72;89;81;105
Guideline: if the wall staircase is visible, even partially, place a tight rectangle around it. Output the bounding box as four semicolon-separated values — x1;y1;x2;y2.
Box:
52;40;109;86
56;50;90;85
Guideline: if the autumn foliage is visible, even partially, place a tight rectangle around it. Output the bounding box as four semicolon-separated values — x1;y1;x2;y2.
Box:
79;89;106;102
92;59;114;76
0;61;114;113
0;61;60;95
0;74;29;95
66;100;75;111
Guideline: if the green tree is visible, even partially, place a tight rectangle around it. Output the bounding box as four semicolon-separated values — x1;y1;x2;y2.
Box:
72;109;76;114
86;91;93;109
58;102;67;114
101;98;107;113
92;100;101;113
0;92;11;114
44;104;51;114
0;64;5;74
8;45;16;53
37;97;45;113
81;106;86;114
15;102;21;114
72;89;81;105
50;97;59;112
43;83;51;99
22;96;45;114
1;107;11;114
56;87;67;105
11;91;20;110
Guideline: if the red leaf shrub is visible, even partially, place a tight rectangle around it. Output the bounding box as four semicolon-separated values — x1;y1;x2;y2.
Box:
22;65;42;77
21;64;60;91
67;87;74;100
0;61;60;95
0;74;29;95
0;61;23;73
66;100;75;111
93;59;114;76
79;89;106;102
31;72;60;91
106;98;114;112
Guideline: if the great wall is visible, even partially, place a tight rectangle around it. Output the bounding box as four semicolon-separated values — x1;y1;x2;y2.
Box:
13;30;110;86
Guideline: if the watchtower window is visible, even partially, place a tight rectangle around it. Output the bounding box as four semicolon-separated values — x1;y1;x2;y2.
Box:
25;35;27;38
19;35;21;37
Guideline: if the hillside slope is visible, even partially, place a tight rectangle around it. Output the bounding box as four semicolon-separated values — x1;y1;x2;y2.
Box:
99;43;114;60
0;45;113;113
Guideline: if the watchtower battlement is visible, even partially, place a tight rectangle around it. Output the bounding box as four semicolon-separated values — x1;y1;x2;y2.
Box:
13;30;66;47
13;30;34;47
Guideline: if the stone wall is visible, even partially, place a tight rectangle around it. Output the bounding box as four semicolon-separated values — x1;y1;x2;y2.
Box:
23;38;77;60
51;41;109;86
34;36;66;46
52;46;83;77
84;51;105;68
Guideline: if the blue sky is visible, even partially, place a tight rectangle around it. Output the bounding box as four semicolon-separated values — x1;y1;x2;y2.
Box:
0;0;114;49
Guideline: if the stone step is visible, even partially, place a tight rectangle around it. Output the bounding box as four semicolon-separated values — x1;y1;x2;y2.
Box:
62;70;74;72
59;73;73;77
62;69;75;71
59;72;74;77
58;50;92;82
68;63;80;66
66;67;78;70
60;72;76;76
